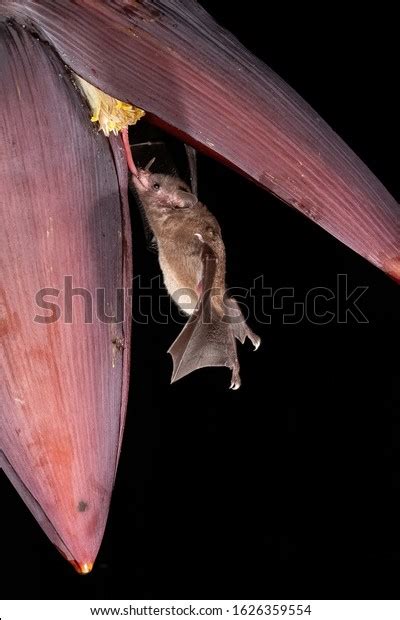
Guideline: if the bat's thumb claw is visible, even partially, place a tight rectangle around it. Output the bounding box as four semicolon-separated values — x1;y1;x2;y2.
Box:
253;336;261;351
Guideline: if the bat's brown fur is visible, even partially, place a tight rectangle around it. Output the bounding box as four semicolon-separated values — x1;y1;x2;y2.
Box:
132;169;260;389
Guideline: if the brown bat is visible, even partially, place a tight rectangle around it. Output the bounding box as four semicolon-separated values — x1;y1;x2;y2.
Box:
131;168;260;389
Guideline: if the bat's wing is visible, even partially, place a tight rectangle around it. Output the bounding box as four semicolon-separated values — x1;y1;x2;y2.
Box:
185;144;198;196
168;243;239;387
168;243;260;389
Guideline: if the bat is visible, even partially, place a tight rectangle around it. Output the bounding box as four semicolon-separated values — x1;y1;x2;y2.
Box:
131;157;260;389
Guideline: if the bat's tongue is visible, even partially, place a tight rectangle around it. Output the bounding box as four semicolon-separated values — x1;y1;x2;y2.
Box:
121;127;139;176
131;169;150;191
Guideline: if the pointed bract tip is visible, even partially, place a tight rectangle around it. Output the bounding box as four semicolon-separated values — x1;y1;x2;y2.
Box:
70;560;94;575
80;562;93;575
383;256;400;284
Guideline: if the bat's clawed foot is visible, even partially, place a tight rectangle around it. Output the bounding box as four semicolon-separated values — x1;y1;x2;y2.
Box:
224;297;261;351
229;363;241;390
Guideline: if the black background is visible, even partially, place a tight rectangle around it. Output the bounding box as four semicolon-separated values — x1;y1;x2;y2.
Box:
2;2;399;599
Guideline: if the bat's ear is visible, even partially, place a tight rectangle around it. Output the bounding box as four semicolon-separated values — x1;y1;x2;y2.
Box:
177;190;198;208
145;157;156;171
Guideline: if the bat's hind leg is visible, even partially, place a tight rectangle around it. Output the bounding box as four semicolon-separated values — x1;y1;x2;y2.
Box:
229;359;241;390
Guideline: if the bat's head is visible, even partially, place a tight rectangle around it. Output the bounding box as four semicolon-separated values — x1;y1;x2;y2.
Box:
132;169;198;213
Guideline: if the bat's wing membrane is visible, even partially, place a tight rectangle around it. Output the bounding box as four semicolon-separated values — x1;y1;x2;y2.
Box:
168;243;241;388
184;144;198;196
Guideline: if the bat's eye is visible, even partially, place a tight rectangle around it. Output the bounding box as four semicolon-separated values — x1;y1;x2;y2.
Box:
152;182;160;190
